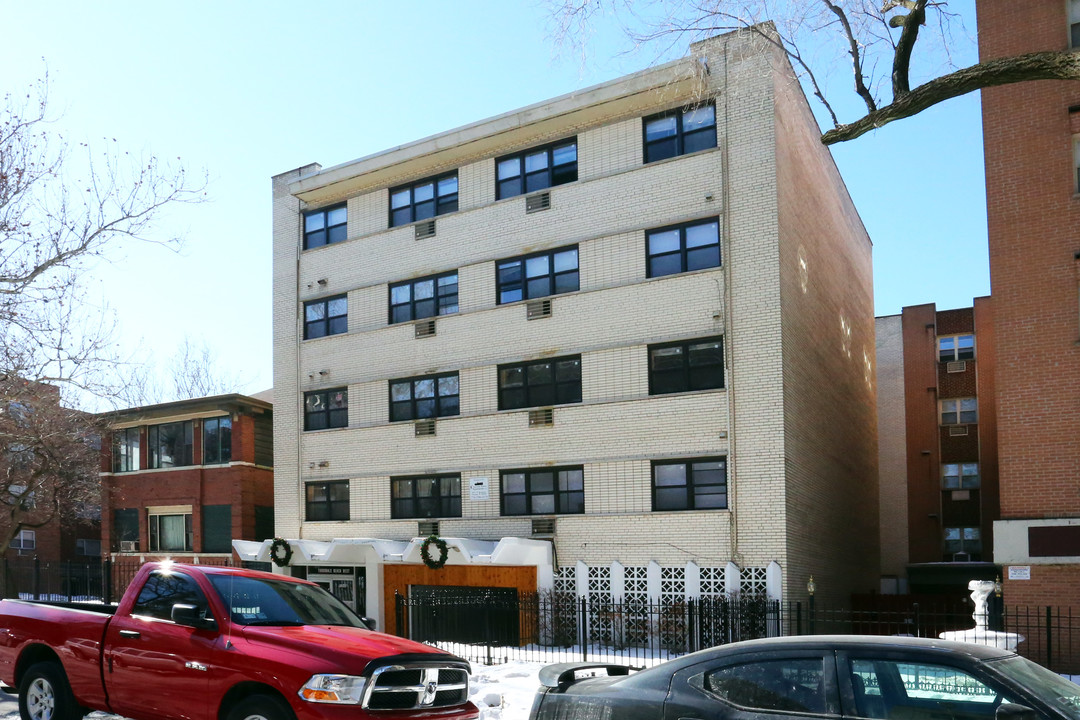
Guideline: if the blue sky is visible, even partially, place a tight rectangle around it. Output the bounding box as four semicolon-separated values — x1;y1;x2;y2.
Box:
0;1;988;399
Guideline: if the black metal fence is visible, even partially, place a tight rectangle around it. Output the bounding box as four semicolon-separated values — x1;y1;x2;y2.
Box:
395;592;1080;673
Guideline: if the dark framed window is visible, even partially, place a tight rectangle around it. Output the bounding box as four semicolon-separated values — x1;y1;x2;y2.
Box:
148;511;194;552
647;218;721;277
112;426;140;473
203;416;232;465
391;475;462;519
498;355;581;410
389;272;459;324
942;463;980;489
705;658;825;713
304;388;348;431
306;481;349;521
944;527;982;556
304;295;347;340
496;245;578;304
496;138;578;199
649;337;724;395
501;466;584;516
389;173;458;227
938;334;975;361
390;373;459;421
148;421;194;469
643;103;717;163
652;458;727;511
940;398;977;425
303;204;347;250
113;508;139;551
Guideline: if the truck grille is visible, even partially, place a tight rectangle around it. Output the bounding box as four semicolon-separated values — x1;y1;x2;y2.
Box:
363;664;469;710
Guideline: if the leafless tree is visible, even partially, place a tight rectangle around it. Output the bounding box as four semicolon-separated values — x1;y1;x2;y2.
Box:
0;75;205;557
549;1;1080;144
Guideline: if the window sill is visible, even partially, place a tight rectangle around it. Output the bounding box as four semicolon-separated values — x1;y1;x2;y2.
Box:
302;426;350;434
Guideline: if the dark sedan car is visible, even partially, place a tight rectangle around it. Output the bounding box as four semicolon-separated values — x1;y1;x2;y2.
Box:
529;635;1080;720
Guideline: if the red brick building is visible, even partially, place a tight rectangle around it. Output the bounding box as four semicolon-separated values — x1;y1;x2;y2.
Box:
978;0;1080;604
876;301;1000;594
99;394;274;562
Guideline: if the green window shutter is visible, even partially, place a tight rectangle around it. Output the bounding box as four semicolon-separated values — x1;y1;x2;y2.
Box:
202;504;232;553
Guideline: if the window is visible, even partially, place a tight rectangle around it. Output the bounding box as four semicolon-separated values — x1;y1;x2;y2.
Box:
652;458;727;511
11;529;35;553
643;103;717;163
848;658;1010;720
113;508;139;551
501;466;584;516
391;475;462;519
496;246;578;304
649;337;724;394
940;398;977;425
304;388;348;431
705;658;825;713
938;334;974;361
133;570;209;621
112;427;140;472
304;295;347;339
148;421;194;469
498;355;581;410
496;138;578;199
389;373;459;421
202;504;232;553
1071;0;1080;48
76;538;101;556
388;272;459;324
303;204;347;250
203;416;232;465
306;481;349;521
942;463;980;489
389;173;458;227
944;527;982;556
647;218;721;277
149;510;193;552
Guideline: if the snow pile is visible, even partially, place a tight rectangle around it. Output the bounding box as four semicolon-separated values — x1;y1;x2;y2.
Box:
470;661;544;719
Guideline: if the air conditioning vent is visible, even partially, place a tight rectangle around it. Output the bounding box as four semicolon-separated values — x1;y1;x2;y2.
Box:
531;518;555;536
528;408;554;427
414;319;436;338
419;521;440;536
415;419;436;437
948;425;969;436
527;299;552;320
526;192;551;214
946;361;967;373
415;220;436;239
119;541;137;553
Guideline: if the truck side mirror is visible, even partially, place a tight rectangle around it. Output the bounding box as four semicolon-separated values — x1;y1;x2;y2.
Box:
172;603;218;631
361;617;376;631
996;704;1037;720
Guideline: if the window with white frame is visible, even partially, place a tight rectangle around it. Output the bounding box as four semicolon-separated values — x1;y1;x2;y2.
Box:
940;398;977;425
148;507;193;552
938;334;974;361
11;529;35;553
942;463;980;489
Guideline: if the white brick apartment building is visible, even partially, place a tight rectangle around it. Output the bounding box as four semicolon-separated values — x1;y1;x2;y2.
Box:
246;28;879;630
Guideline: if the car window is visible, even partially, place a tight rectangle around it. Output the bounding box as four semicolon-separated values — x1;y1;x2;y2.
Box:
849;659;1013;720
133;570;209;621
705;658;826;713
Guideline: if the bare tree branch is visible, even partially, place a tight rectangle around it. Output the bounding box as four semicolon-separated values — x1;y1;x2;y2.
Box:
823;0;878;113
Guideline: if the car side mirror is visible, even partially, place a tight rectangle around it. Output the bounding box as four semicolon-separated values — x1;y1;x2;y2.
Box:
172;603;217;631
996;703;1038;720
361;617;376;631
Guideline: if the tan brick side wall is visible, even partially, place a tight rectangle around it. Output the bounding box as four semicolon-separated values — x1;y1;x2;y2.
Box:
875;316;910;578
774;49;878;602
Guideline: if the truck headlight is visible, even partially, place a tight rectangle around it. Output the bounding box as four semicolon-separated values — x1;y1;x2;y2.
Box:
298;674;366;704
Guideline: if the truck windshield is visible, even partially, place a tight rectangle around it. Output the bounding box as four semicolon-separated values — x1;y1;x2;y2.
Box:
208;574;365;628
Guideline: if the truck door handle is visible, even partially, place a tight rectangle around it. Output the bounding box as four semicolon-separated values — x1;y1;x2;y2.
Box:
119;630;141;639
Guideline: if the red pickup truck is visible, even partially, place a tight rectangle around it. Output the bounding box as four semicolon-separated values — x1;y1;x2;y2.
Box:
0;562;479;720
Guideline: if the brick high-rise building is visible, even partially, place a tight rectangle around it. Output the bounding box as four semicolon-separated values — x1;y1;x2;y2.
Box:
254;28;879;629
979;0;1080;604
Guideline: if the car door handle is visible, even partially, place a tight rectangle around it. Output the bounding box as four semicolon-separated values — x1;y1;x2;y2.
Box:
118;630;141;639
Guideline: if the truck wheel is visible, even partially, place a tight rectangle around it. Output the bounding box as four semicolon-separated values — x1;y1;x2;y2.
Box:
227;694;295;720
18;662;83;720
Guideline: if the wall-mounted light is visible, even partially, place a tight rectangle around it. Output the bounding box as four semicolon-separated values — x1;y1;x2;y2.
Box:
807;576;816;596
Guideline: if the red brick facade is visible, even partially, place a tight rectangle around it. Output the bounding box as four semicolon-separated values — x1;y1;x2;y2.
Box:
99;394;274;560
979;0;1080;603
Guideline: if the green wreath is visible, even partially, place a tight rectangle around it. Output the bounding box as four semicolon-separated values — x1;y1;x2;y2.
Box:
420;535;449;570
270;538;293;568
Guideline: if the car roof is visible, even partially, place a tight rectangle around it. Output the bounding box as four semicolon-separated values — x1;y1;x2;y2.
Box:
682;635;1017;663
